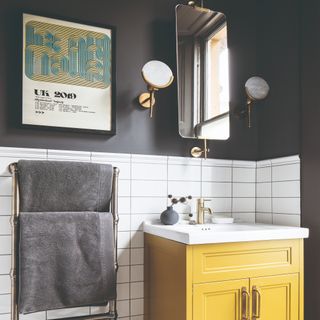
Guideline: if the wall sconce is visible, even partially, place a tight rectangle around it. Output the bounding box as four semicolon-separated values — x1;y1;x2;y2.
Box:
139;60;174;118
191;139;210;159
244;76;270;128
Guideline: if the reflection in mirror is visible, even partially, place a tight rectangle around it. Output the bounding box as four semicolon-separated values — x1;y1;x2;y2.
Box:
176;4;230;140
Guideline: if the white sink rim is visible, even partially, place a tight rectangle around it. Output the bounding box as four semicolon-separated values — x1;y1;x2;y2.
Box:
143;220;309;245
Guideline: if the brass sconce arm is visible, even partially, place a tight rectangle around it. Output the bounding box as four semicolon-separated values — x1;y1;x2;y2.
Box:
139;86;158;118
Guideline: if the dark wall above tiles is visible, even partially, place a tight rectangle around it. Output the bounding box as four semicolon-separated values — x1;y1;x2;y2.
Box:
0;0;259;159
256;0;301;160
301;0;320;318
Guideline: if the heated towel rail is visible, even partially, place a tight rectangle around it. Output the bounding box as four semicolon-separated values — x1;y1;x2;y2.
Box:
9;163;120;320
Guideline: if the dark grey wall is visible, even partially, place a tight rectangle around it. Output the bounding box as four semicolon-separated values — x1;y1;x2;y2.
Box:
256;0;301;160
301;0;320;318
0;0;258;159
256;0;320;318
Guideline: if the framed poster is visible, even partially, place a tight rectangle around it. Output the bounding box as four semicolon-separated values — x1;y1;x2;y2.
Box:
22;13;116;134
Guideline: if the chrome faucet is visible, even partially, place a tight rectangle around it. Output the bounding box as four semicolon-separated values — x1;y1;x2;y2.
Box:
196;198;212;224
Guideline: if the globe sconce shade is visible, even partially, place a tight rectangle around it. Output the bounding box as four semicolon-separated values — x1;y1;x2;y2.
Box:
244;76;270;128
138;60;174;118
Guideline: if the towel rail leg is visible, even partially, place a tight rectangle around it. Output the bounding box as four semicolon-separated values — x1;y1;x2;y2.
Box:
9;163;19;320
111;167;120;319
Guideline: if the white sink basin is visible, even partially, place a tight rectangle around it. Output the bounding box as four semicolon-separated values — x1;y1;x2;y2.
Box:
143;220;309;245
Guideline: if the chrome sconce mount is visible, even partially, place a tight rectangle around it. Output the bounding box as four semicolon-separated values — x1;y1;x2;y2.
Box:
242;76;270;128
139;60;174;118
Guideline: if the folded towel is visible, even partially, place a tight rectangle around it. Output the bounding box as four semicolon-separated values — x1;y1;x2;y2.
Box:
18;211;116;314
17;160;113;212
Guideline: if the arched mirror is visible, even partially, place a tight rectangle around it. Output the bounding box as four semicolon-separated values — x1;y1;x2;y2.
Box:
175;3;230;141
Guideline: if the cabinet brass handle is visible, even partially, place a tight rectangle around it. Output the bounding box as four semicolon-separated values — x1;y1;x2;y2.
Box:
241;287;250;320
252;286;261;319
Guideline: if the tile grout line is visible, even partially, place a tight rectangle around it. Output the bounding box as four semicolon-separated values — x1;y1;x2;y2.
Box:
166;155;169;206
129;153;133;318
89;150;93;317
200;158;203;198
255;161;258;223
231;160;234;218
46;148;49;320
271;163;274;224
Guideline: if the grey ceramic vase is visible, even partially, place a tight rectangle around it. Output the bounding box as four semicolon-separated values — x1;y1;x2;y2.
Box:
160;206;179;225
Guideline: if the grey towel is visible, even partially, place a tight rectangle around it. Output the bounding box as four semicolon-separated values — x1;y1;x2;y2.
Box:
17;160;113;212
18;211;116;314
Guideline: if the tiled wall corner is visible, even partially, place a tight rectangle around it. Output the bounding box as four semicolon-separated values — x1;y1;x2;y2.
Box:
256;155;301;227
0;147;302;320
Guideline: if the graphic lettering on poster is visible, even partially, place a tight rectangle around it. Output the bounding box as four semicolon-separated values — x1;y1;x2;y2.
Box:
33;89;96;115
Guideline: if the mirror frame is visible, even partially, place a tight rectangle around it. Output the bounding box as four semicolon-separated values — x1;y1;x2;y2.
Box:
175;4;230;140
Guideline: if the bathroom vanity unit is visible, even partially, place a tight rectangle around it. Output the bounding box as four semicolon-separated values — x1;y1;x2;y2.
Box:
143;222;309;320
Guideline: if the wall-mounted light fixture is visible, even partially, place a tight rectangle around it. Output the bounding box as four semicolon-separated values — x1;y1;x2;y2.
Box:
139;60;174;118
191;139;210;159
244;76;270;128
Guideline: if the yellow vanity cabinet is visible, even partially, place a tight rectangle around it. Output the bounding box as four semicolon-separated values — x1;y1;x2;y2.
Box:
193;279;249;320
250;274;299;320
193;274;299;320
144;234;304;320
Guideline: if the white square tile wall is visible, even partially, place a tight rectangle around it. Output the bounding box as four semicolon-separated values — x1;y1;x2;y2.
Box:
0;147;301;319
256;155;301;226
232;161;256;223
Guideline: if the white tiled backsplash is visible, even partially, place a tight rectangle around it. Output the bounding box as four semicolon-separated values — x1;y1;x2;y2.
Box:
256;156;301;226
0;147;301;320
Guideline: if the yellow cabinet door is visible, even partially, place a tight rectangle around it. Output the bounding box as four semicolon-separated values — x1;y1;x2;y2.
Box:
250;274;299;320
193;279;250;320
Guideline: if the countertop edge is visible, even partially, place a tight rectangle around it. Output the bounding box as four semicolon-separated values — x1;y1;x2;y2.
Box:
143;223;309;245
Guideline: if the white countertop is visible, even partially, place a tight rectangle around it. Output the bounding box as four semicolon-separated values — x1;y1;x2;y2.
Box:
143;220;309;245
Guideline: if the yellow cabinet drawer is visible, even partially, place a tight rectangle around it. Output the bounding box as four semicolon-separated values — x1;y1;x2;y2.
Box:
193;239;300;283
